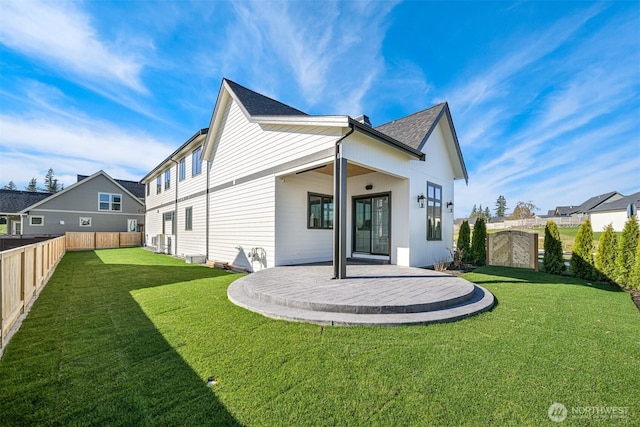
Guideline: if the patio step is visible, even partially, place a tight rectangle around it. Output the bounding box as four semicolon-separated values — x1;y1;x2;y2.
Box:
227;265;495;326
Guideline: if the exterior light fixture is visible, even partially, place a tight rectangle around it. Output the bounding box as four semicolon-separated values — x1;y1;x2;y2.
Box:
417;194;426;208
446;201;454;213
365;184;373;190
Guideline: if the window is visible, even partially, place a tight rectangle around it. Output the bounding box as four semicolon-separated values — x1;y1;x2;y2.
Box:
99;193;122;211
79;217;92;227
179;158;186;181
164;169;171;190
156;176;161;194
29;216;44;226
127;219;137;232
146;182;150;196
185;207;192;230
162;211;175;235
192;146;202;176
427;182;442;240
308;193;333;229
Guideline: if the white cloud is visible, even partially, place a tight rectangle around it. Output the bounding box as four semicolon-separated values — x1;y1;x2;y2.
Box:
0;0;148;92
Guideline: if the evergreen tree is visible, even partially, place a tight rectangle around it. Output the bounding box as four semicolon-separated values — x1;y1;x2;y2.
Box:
571;219;595;280
495;195;507;217
2;181;17;190
457;220;471;261
594;224;618;283
470;218;487;265
615;215;639;288
25;178;38;192
483;206;491;220
543;221;565;275
629;237;640;290
44;168;63;193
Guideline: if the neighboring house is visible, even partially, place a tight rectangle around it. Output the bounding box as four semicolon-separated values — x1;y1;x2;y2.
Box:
590;191;640;232
0;171;145;235
0;190;52;235
142;78;468;274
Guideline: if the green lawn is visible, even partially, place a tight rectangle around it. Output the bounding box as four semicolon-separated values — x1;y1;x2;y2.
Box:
0;223;6;234
1;249;638;426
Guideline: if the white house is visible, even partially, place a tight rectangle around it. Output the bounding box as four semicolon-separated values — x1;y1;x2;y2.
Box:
142;78;468;276
590;191;640;232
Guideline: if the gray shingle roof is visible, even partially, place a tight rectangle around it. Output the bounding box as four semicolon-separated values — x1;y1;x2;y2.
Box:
77;175;146;200
570;191;623;214
375;103;446;150
224;79;308;117
589;191;640;213
0;190;52;214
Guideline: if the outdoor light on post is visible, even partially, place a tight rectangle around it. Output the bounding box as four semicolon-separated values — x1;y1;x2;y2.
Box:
446;201;454;213
417;193;426;208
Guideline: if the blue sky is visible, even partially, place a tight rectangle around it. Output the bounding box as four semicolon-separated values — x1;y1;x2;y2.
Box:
0;0;638;217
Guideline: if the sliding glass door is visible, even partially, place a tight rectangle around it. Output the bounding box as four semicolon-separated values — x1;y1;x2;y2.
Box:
353;194;390;256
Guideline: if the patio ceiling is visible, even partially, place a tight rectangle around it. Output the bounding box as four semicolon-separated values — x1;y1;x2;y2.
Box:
307;162;376;178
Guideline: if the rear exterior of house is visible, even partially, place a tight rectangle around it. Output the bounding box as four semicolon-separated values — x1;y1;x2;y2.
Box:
143;79;467;271
16;171;145;235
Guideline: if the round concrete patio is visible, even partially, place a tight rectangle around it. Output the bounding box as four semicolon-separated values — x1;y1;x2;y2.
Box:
227;265;494;326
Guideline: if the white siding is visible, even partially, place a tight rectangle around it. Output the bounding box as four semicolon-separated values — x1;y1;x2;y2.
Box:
208;176;275;272
591;211;638;232
210;99;340;187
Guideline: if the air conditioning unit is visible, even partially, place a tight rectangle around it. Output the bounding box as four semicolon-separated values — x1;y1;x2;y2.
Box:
156;234;165;253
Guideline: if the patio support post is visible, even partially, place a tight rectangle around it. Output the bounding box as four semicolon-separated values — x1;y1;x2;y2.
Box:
333;153;348;279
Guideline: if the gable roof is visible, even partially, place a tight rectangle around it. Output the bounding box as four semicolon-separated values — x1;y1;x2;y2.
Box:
0;190;52;214
224;79;308;117
375;102;468;183
589;191;640;213
22;170;144;213
77;175;145;199
570;191;623;214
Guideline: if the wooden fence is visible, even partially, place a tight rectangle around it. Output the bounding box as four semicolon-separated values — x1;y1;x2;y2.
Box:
66;232;142;250
0;236;66;350
487;230;539;271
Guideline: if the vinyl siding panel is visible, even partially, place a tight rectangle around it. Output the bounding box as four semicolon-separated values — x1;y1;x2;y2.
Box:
175;195;207;256
209;176;275;271
22;210;144;234
210;99;340;187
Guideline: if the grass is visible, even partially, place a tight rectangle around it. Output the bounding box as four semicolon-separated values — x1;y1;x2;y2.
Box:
1;249;638;426
483;226;611;253
0;223;6;234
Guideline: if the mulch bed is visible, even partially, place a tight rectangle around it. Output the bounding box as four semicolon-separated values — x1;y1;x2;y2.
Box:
630;290;640;313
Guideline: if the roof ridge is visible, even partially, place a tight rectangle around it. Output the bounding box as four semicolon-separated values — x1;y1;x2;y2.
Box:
375;102;446;129
223;78;308;116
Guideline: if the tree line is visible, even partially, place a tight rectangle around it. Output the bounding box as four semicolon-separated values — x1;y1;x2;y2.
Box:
2;168;64;193
468;195;539;221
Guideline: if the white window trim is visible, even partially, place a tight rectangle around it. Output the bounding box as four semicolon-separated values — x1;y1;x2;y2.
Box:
98;192;123;212
29;215;44;226
79;217;92;227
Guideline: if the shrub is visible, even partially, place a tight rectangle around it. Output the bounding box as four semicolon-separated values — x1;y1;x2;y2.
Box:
543;221;565;275
457;220;471;262
571;219;595;280
470;218;487;266
615;215;639;288
629;237;640;290
594;224;618;283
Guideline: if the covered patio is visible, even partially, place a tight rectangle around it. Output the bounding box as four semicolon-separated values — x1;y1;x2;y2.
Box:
227;264;494;326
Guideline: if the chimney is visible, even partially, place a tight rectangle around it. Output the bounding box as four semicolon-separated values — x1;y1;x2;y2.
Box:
354;114;371;127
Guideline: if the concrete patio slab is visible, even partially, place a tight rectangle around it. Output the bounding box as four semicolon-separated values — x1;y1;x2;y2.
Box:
227;265;494;326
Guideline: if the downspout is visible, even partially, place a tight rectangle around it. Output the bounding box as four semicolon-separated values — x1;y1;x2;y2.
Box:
206;159;210;260
170;159;179;256
333;123;355;279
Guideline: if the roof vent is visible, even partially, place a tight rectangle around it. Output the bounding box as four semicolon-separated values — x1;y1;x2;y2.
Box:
354;114;371;127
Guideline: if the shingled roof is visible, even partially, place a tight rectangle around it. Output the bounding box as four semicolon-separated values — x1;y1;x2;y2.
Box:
589;191;640;213
375;103;447;151
570;191;623;214
77;175;145;200
224;79;308;117
0;190;52;214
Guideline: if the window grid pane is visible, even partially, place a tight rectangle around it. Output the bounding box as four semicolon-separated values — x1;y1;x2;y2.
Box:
427;182;442;240
308;193;333;229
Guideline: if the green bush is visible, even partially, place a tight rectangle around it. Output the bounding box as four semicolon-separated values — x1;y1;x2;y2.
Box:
615;215;639;288
470;218;487;266
629;237;640;290
571;219;595;280
457;220;471;262
594;224;618;283
543;221;565;275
